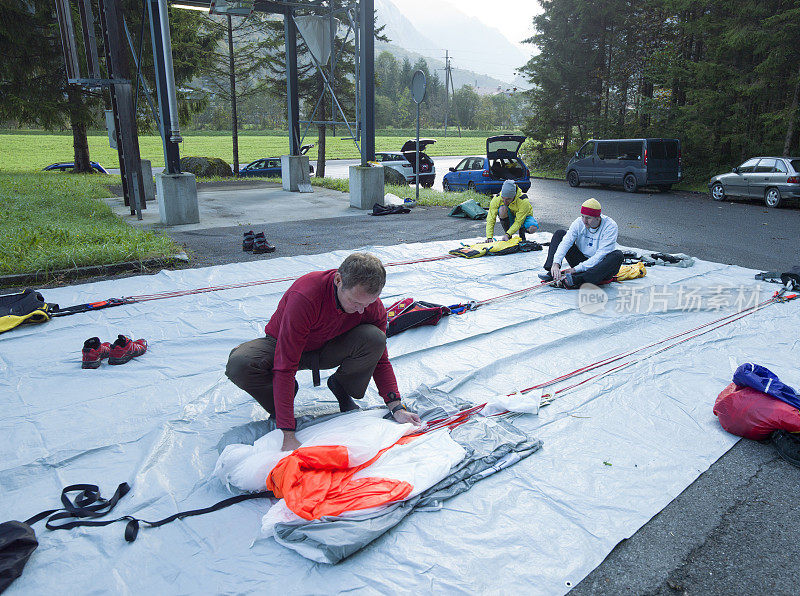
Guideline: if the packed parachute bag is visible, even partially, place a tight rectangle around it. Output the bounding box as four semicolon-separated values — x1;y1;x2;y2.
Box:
0;289;55;334
449;236;522;259
385;298;451;337
713;363;800;441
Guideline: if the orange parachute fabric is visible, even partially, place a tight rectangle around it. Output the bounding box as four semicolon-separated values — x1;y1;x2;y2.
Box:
266;437;416;520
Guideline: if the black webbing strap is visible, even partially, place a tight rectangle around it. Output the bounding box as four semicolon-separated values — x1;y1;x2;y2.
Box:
50;298;130;318
23;483;272;543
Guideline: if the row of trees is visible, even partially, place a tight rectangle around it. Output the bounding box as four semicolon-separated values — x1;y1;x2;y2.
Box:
373;52;526;131
1;0;525;175
1;0;221;172
521;0;800;170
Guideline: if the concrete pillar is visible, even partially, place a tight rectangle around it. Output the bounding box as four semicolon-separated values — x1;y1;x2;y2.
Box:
281;155;312;192
155;172;199;225
349;165;384;209
140;159;156;202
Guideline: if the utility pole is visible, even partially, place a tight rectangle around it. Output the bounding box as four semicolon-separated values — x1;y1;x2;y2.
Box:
442;50;453;137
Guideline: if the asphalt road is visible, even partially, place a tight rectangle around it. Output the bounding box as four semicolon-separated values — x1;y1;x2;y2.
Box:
169;176;799;273
162;177;800;596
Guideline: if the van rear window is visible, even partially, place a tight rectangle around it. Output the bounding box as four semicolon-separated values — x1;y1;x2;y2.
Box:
649;142;666;159
790;159;800;172
648;140;679;160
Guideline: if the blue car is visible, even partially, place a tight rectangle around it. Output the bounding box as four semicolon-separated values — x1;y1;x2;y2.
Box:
238;144;315;178
238;157;282;178
43;161;108;174
442;134;530;194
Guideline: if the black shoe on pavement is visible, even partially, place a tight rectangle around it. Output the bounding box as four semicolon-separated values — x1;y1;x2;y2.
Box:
538;272;554;282
243;230;255;252
253;232;276;254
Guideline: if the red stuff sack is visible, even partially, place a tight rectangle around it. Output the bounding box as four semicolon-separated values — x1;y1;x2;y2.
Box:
713;383;800;440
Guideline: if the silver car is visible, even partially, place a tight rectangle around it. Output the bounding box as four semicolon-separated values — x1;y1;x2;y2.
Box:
370;139;436;187
709;157;800;208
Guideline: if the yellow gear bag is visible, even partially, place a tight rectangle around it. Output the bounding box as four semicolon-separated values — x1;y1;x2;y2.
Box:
449;237;521;259
615;261;647;281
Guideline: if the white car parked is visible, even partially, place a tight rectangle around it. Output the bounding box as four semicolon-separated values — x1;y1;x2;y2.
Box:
370;139;436;187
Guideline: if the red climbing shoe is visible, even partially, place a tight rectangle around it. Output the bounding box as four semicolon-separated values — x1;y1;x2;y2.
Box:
108;334;148;365
81;337;111;369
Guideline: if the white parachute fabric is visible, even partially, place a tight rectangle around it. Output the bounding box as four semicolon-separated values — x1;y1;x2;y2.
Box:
214;409;417;493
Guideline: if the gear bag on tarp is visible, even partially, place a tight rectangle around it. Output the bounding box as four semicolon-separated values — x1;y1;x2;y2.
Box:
385;298;451;337
449;236;522;259
0;289;54;334
714;364;800;440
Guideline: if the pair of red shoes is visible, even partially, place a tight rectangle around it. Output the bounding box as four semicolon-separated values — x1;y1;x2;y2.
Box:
82;335;148;369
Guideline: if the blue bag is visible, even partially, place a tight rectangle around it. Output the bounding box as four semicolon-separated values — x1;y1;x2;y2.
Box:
733;363;800;410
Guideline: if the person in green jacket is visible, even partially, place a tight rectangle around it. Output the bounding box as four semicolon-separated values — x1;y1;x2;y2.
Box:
485;179;539;242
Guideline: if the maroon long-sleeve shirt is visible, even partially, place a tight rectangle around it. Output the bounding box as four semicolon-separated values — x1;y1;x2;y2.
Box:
264;269;399;429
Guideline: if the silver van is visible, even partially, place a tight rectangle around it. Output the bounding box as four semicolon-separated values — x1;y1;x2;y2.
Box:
566;138;682;192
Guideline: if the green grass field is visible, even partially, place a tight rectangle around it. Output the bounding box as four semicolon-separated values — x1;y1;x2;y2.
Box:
0;173;181;278
0;130;491;172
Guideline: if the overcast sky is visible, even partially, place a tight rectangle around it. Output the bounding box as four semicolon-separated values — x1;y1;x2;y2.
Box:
406;0;542;52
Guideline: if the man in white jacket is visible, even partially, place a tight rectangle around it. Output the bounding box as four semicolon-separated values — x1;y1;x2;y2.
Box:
538;198;624;289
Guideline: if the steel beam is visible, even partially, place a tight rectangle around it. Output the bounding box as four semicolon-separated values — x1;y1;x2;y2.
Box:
358;0;374;164
147;0;181;173
284;7;300;155
98;0;146;218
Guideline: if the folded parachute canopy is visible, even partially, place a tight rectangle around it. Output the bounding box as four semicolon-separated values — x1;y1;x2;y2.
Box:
266;440;415;520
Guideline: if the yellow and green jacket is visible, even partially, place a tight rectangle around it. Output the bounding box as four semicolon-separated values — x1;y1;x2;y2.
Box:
485;189;534;238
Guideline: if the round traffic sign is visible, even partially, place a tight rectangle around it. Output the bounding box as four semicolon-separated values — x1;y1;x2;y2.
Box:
411;70;426;104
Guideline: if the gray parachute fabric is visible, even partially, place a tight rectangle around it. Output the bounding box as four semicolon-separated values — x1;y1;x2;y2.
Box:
266;388;541;564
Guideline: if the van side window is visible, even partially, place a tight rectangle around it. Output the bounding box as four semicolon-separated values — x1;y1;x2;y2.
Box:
619;141;642;160
577;142;595;159
597;142;618;160
775;160;788;173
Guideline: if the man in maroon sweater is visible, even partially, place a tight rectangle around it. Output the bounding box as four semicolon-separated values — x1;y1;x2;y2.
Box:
226;253;421;451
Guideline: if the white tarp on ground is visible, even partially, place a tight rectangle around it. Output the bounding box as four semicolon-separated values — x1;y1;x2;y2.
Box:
2;236;798;594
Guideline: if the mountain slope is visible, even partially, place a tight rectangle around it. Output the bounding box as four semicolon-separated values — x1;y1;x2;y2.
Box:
375;0;530;84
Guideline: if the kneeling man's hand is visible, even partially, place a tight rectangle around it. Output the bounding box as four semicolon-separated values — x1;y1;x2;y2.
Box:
393;409;422;426
281;430;301;452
